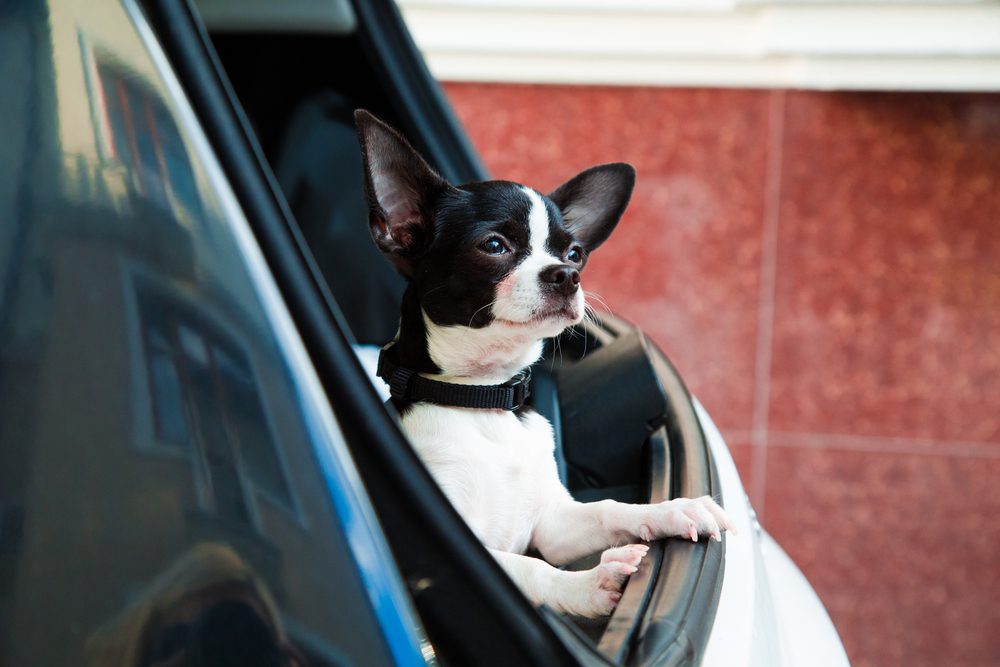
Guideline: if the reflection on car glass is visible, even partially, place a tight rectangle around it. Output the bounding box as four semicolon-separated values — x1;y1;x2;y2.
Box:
94;56;202;219
131;277;297;524
85;543;312;667
0;2;401;664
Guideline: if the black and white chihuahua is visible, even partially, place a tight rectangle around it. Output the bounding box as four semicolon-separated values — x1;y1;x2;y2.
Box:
355;110;733;618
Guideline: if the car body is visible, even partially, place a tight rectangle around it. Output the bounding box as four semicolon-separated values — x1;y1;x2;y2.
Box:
0;0;849;664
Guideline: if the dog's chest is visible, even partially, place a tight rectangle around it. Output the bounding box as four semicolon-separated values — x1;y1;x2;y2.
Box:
401;405;561;554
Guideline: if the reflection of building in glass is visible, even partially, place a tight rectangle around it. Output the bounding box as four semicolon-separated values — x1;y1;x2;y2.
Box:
0;2;395;665
133;277;298;526
95;58;202;217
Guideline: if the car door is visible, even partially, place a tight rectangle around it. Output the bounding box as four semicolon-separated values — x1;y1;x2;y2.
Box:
0;0;425;664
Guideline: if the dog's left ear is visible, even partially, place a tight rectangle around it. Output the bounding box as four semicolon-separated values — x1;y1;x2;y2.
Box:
548;163;635;252
354;109;451;277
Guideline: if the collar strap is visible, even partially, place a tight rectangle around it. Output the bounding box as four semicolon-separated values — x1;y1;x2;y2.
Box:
376;343;531;411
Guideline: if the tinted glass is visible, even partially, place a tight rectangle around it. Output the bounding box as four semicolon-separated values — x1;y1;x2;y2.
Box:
0;0;417;664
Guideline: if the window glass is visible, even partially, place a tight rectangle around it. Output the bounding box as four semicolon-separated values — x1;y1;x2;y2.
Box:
0;1;418;665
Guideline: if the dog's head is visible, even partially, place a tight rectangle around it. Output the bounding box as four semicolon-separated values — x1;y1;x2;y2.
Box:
355;110;634;379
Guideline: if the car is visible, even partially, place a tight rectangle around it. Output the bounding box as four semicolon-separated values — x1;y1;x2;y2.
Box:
0;0;850;665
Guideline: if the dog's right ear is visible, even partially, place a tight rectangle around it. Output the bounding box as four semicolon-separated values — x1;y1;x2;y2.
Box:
354;109;449;277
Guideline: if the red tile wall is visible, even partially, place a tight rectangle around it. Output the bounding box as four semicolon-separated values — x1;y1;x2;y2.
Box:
443;82;1000;667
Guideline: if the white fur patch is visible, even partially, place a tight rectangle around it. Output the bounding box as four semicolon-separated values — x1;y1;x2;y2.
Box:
401;405;561;553
423;310;544;384
490;188;580;325
523;186;552;257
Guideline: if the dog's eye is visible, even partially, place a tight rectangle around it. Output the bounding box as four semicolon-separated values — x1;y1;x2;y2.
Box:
480;237;509;255
566;246;583;263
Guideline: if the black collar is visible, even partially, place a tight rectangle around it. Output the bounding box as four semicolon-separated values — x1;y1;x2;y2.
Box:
376;342;531;411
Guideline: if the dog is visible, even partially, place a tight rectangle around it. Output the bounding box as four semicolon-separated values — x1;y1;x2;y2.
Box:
354;110;733;618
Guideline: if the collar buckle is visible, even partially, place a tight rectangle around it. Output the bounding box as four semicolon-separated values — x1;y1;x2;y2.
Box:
504;369;531;411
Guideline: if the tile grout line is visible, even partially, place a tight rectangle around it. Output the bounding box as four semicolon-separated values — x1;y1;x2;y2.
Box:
750;89;786;520
727;430;1000;460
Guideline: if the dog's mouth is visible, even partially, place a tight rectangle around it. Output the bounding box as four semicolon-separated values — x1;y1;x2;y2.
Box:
495;305;580;328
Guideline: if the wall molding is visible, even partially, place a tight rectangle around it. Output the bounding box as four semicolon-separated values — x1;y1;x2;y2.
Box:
398;0;1000;91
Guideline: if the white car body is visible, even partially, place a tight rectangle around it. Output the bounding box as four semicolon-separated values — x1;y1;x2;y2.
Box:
697;400;851;667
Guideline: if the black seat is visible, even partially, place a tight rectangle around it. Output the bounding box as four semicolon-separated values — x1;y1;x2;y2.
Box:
525;364;568;486
273;92;405;345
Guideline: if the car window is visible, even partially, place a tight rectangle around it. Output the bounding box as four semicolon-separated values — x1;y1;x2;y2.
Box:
0;0;423;665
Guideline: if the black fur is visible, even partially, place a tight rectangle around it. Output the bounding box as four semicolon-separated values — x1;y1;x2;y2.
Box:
548;162;635;252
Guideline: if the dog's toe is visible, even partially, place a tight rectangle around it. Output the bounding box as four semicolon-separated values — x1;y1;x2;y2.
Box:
597;561;637;589
654;496;736;542
585;561;637;616
600;544;650;567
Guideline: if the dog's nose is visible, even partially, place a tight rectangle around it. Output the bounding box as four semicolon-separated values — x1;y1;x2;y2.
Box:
540;265;580;296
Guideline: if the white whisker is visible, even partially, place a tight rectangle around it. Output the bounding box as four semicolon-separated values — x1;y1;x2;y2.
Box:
584;290;613;315
423;282;449;297
468;299;498;328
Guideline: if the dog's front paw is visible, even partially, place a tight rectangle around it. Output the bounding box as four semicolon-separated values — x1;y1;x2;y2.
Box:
582;561;636;617
600;543;650;567
639;496;736;543
565;544;649;618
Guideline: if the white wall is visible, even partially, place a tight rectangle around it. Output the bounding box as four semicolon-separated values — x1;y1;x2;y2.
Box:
398;0;1000;91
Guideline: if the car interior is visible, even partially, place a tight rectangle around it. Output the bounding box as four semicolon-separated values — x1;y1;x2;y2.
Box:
200;0;649;500
183;0;720;659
